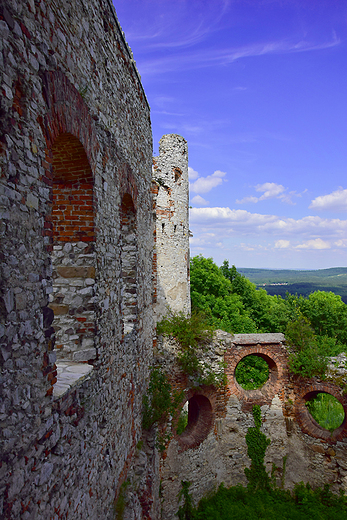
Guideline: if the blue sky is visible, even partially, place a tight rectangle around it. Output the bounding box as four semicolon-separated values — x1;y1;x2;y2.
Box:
114;0;347;269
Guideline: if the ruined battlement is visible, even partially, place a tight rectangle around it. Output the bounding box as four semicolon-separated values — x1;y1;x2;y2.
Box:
152;134;190;321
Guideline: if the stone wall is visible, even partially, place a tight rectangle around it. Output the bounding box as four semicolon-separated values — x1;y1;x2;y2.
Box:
152;134;190;321
159;332;347;519
0;1;158;518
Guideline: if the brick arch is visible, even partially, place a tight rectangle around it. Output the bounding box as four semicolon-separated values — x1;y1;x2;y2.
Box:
118;163;139;211
174;386;216;452
295;381;347;443
225;344;288;410
52;133;95;243
38;70;99;169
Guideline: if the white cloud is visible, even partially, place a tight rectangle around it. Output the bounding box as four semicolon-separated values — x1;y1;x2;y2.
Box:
188;166;199;180
236;182;299;205
275;240;291;249
139;35;340;77
236;196;259;204
190;206;347;238
295;239;331;250
256;182;286;199
190;170;227;194
310;188;347;212
191;195;209;206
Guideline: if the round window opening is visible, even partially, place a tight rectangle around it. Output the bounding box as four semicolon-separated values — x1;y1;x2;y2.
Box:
306;392;345;432
235;355;270;390
176;394;213;449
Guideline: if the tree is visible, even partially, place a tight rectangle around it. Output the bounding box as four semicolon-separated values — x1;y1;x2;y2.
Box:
190;256;257;333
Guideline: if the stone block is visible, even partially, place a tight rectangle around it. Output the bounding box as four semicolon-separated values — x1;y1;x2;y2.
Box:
49;303;69;315
73;348;96;362
57;266;95;278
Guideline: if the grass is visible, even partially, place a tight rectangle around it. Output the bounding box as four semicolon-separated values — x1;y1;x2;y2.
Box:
306;393;344;432
191;483;347;520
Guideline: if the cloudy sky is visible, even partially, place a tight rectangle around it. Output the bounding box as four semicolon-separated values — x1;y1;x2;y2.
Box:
114;0;347;269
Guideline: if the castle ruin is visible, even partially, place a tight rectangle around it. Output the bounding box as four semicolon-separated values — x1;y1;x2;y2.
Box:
1;1;347;519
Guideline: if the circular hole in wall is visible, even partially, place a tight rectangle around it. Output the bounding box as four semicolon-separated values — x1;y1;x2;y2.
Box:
235;354;270;390
176;394;213;449
306;392;345;432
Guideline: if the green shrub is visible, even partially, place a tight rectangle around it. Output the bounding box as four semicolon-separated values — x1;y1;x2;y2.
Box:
157;310;213;350
157;310;226;388
285;317;328;378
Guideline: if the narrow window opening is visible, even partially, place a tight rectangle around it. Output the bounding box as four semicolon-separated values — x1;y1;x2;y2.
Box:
49;133;96;363
121;193;138;335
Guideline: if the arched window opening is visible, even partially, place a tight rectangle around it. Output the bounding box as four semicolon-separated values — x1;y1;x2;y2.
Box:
121;193;138;335
49;133;96;363
306;392;345;432
176;394;213;449
235;355;269;390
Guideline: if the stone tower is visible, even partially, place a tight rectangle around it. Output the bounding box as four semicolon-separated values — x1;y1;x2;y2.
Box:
153;134;191;321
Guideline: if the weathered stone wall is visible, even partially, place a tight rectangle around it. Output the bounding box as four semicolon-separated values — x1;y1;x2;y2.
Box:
0;1;158;518
159;333;347;519
152;134;190;321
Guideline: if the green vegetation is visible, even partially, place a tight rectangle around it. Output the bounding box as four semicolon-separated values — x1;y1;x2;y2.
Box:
306;393;345;432
176;406;347;520
144;310;227;450
244;405;271;491
157;309;226;388
176;407;189;435
113;480;130;520
142;367;183;450
180;482;347;520
190;256;347;379
235;355;269;390
285;317;329;378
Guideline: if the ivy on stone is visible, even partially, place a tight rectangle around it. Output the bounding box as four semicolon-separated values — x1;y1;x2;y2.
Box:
244;405;271;491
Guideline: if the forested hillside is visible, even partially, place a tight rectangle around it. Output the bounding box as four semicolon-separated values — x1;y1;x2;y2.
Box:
190;255;347;377
238;267;347;303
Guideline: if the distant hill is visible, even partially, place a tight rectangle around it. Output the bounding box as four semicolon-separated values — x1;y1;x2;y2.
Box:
237;267;347;303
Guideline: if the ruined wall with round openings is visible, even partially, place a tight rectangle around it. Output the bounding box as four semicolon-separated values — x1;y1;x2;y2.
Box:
160;332;347;519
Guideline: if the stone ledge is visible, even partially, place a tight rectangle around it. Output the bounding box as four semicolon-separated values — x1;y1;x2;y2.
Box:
231;333;285;345
53;361;93;399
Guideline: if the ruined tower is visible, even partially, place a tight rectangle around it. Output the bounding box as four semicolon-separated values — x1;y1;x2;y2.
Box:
152;134;191;321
